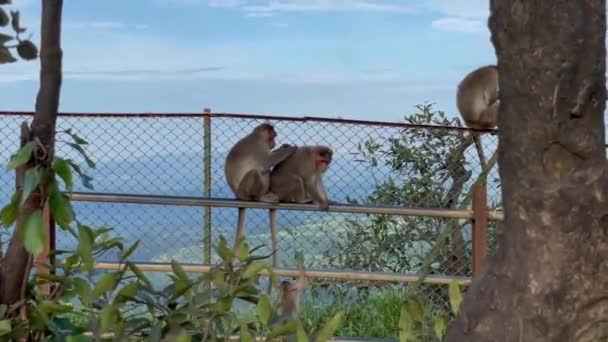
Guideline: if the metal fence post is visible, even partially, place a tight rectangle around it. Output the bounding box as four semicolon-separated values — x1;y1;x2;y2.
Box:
471;181;488;276
203;108;212;264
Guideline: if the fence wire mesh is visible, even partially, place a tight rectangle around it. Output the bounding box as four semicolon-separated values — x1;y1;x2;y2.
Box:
0;111;501;323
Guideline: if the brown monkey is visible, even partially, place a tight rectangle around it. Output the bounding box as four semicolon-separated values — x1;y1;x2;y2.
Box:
456;64;499;168
265;146;334;270
225;123;296;249
270;271;306;342
270;145;334;210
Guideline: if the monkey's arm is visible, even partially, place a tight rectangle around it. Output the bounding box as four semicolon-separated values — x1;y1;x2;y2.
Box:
304;176;329;209
269;145;297;168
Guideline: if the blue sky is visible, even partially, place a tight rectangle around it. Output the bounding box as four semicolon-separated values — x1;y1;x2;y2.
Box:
1;0;496;121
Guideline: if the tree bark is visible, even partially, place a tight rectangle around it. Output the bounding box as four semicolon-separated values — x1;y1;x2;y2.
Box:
0;0;63;305
445;0;607;341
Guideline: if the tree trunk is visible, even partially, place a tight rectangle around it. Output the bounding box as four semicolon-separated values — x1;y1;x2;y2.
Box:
445;0;607;341
0;0;63;305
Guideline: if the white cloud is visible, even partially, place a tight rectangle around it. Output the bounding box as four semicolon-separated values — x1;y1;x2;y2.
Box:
63;21;149;30
424;0;490;34
159;0;415;15
431;17;485;33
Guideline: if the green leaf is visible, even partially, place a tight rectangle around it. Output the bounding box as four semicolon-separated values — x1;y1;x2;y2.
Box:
398;305;415;342
448;280;463;315
65;130;88;145
315;311;344;342
66;336;93;342
268;319;297;338
405;296;425;323
0;320;11;336
127;262;152;287
120;240;140;260
23;209;45;256
9;10;25;33
38;300;72;314
0;33;11;44
236;240;250;261
100;305;116;333
21;166;41;205
7;140;37;170
240;323;254;342
77;224;94;272
216;236;232;262
53;158;73;192
171;259;188;279
67;143;95;168
93;272;118;298
433;313;447;340
148;325;162;342
0;46;15;64
296;322;309;342
66;159;94;189
175;331;191;342
116;282;139;301
0;8;9;27
256;294;271;325
49;183;74;229
72;278;90;302
210;268;226;289
242;260;267;279
16;40;37;60
0;191;20;228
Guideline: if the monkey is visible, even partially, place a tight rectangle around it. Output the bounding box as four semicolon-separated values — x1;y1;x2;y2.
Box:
270;145;334;210
456;64;499;169
224;123;297;250
270;270;307;342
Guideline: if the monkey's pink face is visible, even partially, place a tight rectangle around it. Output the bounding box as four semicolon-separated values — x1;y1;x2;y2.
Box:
315;153;332;173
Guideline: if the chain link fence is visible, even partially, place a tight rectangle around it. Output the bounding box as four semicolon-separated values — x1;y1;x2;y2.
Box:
0;111;501;334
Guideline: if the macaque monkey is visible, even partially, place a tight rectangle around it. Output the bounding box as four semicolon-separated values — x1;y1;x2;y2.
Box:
225;123;296;250
270;145;334;209
263;145;334;270
456;64;499;168
270;271;306;342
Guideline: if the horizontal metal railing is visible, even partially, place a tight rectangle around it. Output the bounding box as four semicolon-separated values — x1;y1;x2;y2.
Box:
67;192;504;221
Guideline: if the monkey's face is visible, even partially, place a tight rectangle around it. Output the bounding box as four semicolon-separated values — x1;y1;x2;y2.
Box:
315;150;332;173
257;124;277;148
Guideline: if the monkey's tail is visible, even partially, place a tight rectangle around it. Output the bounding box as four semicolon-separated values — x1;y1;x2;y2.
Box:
234;207;246;251
472;132;487;170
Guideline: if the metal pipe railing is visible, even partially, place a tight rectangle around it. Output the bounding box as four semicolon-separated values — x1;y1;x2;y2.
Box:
0;110;499;132
67;192;504;221
91;262;471;286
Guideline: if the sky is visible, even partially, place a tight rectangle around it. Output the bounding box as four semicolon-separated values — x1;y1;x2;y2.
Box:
0;0;497;121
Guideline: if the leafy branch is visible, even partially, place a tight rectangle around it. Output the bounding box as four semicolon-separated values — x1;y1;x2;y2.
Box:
0;0;38;64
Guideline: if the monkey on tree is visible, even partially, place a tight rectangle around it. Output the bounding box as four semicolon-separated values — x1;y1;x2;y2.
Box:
456;64;499;168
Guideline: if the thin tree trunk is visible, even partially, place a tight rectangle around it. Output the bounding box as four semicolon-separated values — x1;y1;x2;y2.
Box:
0;0;63;305
445;0;607;341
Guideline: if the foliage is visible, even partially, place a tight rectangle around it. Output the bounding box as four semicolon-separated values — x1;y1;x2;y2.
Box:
0;129;343;341
292;280;464;341
326;103;489;275
0;0;38;64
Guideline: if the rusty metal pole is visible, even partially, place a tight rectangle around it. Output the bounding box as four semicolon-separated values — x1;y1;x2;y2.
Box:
202;108;212;264
471;181;488;276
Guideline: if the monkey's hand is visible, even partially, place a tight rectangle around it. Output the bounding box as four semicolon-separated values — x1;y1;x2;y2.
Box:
318;201;330;211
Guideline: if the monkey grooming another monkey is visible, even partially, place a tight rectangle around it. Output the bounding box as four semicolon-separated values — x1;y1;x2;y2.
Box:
456;64;499;169
224;123;297;250
270;145;334;210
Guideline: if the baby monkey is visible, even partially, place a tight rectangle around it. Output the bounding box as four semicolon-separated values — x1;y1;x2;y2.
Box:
456;64;499;168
